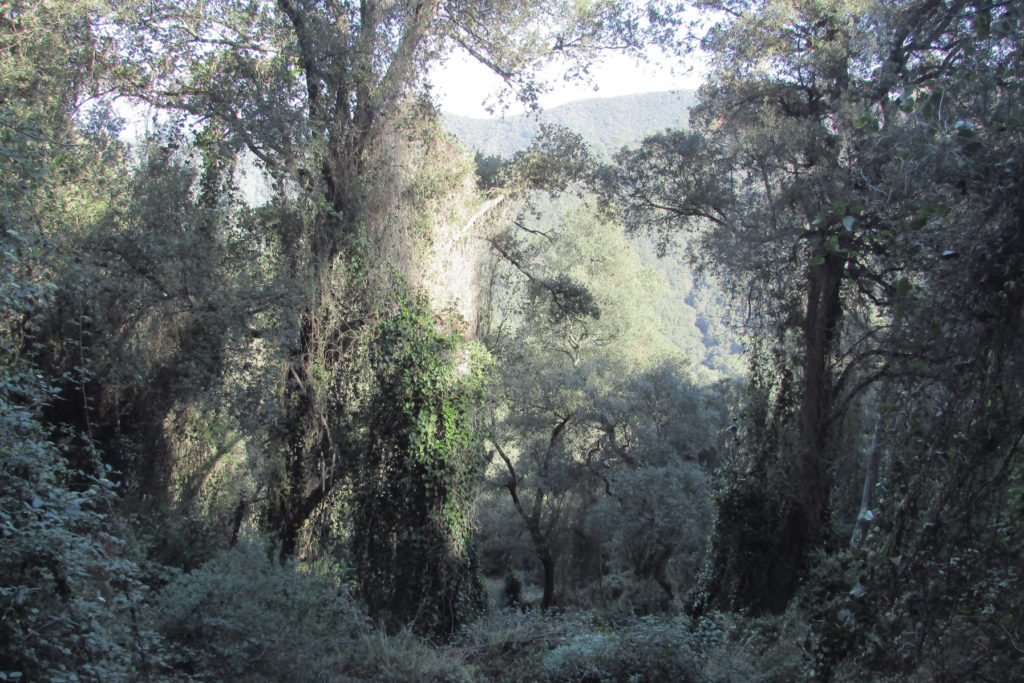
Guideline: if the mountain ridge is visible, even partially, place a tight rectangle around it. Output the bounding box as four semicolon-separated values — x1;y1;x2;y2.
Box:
443;90;696;158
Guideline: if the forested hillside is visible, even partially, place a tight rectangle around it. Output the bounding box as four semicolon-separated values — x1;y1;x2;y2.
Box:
445;90;696;157
2;1;1023;681
446;94;741;379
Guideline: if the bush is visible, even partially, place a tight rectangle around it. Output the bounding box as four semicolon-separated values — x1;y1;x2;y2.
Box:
450;610;787;682
152;542;367;681
0;365;154;681
523;614;725;682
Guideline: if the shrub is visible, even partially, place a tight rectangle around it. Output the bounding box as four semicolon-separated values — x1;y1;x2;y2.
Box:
0;367;154;680
152;542;367;681
525;615;710;682
455;610;768;682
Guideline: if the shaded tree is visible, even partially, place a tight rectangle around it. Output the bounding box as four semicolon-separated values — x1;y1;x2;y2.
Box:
99;0;690;636
481;200;722;610
613;0;1024;674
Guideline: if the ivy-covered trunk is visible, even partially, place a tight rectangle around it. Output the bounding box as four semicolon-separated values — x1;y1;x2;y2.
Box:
698;245;845;614
269;310;317;561
351;297;488;638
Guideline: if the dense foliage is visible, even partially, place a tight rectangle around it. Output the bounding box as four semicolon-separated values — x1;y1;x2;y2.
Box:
611;0;1024;677
2;0;1022;679
351;295;490;636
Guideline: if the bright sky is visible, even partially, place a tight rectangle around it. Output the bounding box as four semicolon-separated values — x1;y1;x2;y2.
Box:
431;50;706;118
115;45;704;141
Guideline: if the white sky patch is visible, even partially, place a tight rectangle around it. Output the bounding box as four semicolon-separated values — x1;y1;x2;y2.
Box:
431;49;707;118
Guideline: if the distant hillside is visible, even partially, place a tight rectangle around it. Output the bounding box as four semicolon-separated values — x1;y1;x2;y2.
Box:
444;90;696;158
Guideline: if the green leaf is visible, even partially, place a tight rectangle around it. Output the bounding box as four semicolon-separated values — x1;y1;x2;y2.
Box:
919;88;945;123
854;114;878;131
896;277;912;297
810;256;826;266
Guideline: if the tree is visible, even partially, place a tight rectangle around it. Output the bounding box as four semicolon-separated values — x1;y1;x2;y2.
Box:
819;2;1024;675
613;0;1024;672
0;3;162;675
480;199;721;610
583;361;720;608
112;0;684;261
101;0;688;636
613;0;880;612
0;284;151;679
350;294;491;636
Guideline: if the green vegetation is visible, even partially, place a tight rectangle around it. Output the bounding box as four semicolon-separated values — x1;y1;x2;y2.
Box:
351;294;490;637
2;0;1022;680
445;91;696;158
609;0;1024;677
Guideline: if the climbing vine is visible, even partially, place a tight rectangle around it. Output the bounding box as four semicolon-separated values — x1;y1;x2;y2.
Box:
351;293;491;637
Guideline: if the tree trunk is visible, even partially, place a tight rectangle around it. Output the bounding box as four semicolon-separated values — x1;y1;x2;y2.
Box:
274;362;310;561
645;545;678;607
696;246;846;615
540;550;557;611
851;413;883;548
768;247;844;603
796;248;845;541
271;310;318;561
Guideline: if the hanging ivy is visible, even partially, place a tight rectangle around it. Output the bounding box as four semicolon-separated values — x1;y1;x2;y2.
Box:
351;293;491;638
